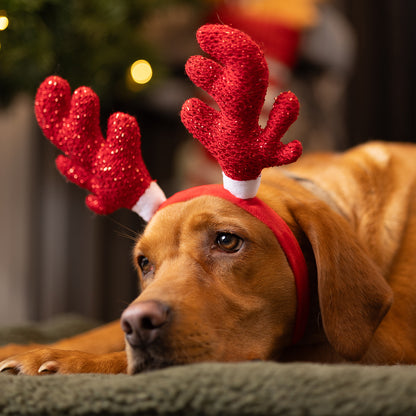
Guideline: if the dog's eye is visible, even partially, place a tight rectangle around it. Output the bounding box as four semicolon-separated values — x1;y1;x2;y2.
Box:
215;233;243;253
138;256;153;275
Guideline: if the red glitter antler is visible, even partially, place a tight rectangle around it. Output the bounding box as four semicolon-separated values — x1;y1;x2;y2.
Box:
181;24;302;198
35;76;165;219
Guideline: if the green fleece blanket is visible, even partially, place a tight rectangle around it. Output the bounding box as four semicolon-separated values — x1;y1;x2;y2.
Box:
1;315;415;416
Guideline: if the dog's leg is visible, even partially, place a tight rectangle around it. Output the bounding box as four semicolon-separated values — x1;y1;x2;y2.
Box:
50;320;125;353
0;320;127;374
0;350;127;375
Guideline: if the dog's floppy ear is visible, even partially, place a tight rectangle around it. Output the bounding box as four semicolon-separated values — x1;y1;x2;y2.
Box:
290;202;393;361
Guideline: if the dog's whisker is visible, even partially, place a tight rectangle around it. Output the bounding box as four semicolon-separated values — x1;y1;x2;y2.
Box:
108;217;140;242
115;231;138;243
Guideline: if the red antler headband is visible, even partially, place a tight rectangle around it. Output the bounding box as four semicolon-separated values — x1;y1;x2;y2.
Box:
34;24;309;344
181;24;302;198
34;77;166;220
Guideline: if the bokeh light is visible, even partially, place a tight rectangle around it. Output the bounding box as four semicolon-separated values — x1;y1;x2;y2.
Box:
0;15;9;31
130;59;153;85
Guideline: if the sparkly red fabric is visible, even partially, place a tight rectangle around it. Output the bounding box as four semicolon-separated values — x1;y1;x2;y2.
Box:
35;76;152;215
181;24;302;181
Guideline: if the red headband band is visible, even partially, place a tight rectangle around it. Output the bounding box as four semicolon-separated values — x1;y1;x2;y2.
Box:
159;184;309;345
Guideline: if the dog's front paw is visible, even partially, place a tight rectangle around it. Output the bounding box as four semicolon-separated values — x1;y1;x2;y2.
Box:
0;348;127;375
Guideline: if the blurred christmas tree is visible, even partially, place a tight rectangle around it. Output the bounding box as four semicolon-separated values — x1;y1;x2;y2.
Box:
0;0;207;109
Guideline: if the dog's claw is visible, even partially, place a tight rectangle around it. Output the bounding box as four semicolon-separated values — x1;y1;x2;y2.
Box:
38;360;59;375
0;360;20;375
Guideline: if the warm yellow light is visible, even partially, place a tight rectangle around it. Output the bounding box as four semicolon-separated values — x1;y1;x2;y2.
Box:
0;16;9;31
130;60;152;85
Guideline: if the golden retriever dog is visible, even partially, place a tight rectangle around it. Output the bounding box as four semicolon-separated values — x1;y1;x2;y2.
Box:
1;140;416;375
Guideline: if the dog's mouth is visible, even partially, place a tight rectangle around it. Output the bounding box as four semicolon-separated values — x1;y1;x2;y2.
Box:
127;345;210;374
128;350;175;374
126;335;215;374
127;348;264;374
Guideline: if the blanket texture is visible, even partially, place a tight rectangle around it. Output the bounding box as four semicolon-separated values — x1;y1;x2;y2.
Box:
1;315;415;416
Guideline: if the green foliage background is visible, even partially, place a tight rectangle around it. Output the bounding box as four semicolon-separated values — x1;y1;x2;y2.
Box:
0;0;206;108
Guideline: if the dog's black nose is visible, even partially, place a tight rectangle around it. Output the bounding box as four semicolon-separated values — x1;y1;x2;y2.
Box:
121;300;170;347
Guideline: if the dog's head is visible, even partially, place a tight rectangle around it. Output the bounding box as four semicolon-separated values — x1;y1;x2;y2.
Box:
122;194;298;373
121;185;393;374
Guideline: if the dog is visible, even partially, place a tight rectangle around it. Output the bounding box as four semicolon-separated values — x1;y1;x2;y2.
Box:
1;140;416;375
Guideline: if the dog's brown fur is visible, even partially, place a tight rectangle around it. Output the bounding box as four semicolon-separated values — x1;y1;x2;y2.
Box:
2;141;416;375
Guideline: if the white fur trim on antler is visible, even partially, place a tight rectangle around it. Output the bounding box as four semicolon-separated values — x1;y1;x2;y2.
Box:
131;181;167;222
222;173;261;199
